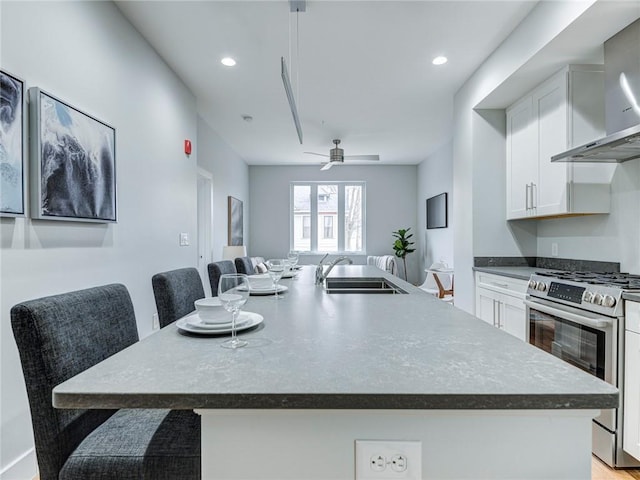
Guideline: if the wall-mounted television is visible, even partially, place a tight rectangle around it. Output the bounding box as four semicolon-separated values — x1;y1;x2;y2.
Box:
426;192;448;229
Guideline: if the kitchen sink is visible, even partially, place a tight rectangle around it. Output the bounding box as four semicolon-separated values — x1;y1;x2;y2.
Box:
324;277;407;294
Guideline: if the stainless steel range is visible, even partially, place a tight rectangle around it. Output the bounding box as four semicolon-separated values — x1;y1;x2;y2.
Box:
525;271;640;468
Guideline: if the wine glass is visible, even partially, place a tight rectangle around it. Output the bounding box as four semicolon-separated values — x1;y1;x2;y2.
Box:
287;251;300;280
217;274;250;349
266;259;287;300
287;251;299;269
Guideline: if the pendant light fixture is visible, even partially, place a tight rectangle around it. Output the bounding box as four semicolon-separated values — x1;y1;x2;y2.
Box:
281;1;305;144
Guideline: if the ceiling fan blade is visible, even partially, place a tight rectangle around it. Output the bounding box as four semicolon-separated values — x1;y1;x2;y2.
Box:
304;152;329;158
320;162;334;171
343;155;380;161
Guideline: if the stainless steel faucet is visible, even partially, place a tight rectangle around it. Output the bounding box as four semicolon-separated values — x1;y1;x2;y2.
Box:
315;255;353;285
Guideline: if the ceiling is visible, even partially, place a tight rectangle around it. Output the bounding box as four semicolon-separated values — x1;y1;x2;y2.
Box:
116;1;542;166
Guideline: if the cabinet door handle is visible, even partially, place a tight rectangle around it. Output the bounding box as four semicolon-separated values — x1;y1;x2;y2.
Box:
525;184;530;210
493;299;499;327
531;182;537;209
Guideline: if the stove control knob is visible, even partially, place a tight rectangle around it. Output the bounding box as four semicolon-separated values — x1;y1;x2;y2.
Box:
528;280;537;290
602;295;616;308
583;291;594;303
536;282;548;292
592;293;603;305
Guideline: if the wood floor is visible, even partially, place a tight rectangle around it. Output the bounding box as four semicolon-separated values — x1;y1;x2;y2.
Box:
592;456;640;479
30;457;640;480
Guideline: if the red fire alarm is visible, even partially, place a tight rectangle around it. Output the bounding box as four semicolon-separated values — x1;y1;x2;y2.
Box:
184;139;192;155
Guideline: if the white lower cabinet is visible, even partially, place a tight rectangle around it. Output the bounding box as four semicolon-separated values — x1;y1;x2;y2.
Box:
624;301;640;460
475;272;528;342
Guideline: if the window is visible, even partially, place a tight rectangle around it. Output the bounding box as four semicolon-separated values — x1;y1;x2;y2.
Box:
302;216;310;239
290;182;365;253
323;216;334;239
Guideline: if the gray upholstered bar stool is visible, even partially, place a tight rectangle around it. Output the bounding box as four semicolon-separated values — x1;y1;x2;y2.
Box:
152;267;205;328
207;260;236;296
10;284;201;480
234;256;255;275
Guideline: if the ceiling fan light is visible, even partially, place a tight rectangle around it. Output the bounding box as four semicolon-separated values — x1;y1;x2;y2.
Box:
432;56;448;66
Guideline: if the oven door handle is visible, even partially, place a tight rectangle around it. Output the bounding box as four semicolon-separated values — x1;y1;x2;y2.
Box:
523;299;612;328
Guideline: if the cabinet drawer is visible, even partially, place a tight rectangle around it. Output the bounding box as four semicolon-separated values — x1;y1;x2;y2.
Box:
627;301;640;334
475;272;528;297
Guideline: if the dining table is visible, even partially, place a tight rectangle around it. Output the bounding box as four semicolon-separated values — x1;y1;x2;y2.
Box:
53;265;617;479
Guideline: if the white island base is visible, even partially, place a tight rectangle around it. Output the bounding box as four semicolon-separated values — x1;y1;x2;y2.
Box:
196;409;598;479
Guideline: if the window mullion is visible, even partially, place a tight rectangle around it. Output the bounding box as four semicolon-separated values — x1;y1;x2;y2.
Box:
338;184;345;251
310;184;318;252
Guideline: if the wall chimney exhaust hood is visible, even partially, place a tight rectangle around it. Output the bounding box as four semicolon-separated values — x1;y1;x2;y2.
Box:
551;123;640;163
552;18;640;163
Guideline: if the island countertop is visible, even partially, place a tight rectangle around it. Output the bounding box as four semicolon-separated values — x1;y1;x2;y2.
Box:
53;265;618;410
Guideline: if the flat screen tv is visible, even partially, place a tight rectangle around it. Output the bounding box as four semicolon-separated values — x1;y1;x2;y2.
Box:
426;192;448;229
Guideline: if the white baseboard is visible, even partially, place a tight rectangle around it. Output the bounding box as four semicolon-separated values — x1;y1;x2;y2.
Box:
0;448;37;480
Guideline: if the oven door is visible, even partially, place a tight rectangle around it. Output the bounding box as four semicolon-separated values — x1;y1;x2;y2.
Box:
524;296;616;431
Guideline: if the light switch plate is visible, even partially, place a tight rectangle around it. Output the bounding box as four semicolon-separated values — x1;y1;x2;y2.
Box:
179;233;190;246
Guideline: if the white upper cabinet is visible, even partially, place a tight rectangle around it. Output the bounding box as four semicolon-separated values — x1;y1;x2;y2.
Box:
506;65;615;220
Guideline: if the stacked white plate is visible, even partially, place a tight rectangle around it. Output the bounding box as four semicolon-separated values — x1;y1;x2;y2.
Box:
176;311;263;335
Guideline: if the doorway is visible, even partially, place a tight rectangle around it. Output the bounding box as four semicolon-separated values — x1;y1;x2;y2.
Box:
197;168;213;296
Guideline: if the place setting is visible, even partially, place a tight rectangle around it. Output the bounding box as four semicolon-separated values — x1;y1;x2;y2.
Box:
176;274;263;347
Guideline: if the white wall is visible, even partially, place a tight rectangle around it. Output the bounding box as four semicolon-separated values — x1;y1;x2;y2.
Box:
536;161;640;272
197;117;250;267
0;2;199;476
417;142;454;284
248;165;419;283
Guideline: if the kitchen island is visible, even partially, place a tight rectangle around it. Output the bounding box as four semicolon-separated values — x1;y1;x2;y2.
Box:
54;266;617;479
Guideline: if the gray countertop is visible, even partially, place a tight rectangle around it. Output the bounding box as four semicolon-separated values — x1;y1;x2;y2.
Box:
472;266;542;280
53;266;618;411
624;292;640;302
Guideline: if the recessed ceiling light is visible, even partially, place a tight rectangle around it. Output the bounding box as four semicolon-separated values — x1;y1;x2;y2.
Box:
432;56;448;66
221;57;236;67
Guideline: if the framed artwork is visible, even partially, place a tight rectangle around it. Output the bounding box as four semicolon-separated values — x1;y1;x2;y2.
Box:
228;196;243;246
0;70;27;217
29;87;116;222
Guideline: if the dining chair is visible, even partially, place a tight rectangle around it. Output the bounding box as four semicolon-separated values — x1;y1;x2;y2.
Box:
152;267;205;328
234;256;255;275
10;284;201;480
207;260;236;296
419;262;454;302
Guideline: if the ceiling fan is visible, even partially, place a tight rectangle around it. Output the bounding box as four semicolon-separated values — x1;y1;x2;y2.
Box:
304;139;380;171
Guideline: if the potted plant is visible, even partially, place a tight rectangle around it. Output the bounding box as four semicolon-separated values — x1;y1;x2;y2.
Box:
392;227;415;281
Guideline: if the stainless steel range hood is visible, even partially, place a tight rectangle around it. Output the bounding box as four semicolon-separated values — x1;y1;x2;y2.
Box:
551;123;640;163
552;18;640;163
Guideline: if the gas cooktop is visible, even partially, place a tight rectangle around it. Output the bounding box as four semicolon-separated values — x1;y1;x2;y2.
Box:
535;270;640;290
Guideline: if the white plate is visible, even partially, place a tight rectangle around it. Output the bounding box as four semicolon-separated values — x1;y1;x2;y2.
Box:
183;312;245;330
176;311;263;335
281;271;299;279
249;285;288;296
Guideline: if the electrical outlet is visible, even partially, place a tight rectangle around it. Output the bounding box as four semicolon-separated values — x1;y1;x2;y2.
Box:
551;242;558;257
355;440;421;479
179;233;190;246
152;313;159;330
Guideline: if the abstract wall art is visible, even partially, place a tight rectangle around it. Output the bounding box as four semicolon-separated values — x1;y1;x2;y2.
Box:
30;88;116;222
228;196;243;246
0;70;26;217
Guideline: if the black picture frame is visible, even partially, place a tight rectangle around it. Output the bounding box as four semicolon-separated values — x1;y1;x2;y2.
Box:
30;87;116;223
0;69;27;217
426;192;448;229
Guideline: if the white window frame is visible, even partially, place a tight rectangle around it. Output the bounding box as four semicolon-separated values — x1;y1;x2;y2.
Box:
290;181;366;254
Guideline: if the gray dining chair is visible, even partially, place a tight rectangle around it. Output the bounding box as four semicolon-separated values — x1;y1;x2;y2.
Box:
234;256;255;275
152;267;205;328
207;260;236;296
10;284;201;480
